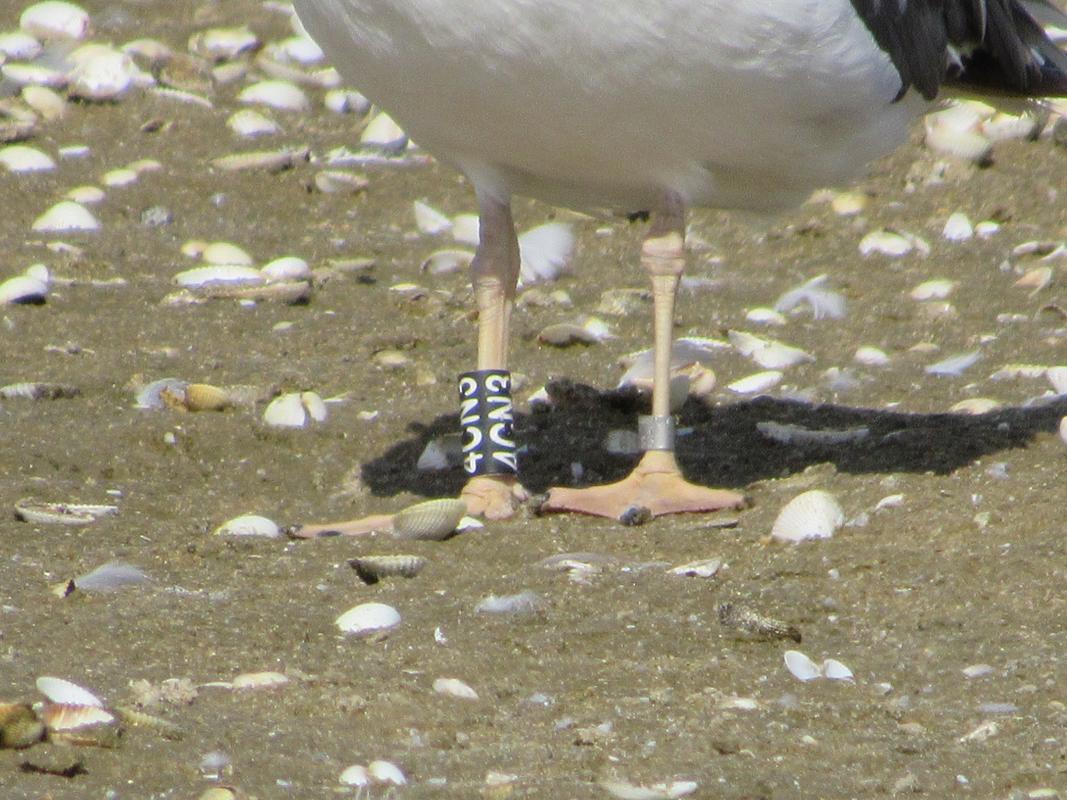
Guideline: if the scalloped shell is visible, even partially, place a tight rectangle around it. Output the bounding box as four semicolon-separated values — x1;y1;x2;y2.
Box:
350;555;426;584
771;490;843;543
392;498;466;541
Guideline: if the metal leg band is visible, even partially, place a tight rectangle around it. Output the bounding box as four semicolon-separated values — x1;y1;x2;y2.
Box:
638;414;675;452
458;369;518;476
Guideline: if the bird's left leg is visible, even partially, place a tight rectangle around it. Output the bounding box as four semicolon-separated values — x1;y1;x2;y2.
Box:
542;192;747;521
458;191;529;519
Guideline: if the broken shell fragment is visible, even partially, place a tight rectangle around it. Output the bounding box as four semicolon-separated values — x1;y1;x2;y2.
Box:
432;677;479;700
335;602;401;636
15;500;118;526
392;498;467;540
771;490;844;543
231;671;288;690
350;555;427;584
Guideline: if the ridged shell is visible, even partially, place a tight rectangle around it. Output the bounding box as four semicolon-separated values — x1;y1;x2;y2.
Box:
184;383;232;411
770;490;844;543
350;555;426;584
392;498;466;541
15;500;118;526
0;703;45;749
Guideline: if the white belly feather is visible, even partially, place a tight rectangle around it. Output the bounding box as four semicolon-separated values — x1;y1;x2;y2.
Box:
295;0;925;211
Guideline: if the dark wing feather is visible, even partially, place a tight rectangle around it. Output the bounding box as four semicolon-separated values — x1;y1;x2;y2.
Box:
849;0;1067;100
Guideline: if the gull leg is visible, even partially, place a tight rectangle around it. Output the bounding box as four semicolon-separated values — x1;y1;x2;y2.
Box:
458;191;529;518
542;193;747;521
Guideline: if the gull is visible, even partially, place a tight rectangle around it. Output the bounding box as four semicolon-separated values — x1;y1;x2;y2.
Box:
291;0;1067;529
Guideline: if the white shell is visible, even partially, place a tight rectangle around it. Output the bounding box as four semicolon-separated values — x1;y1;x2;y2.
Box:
0;144;55;173
173;265;263;288
728;331;813;369
67;45;134;100
1;62;67;87
518;222;575;286
367;760;407;786
313;170;368;193
263;392;307;428
336;602;401;636
190;26;259;61
859;229;928;258
360;111;406;149
1047;367;1067;394
21;84;67;120
231;671;288;690
260;256;310;282
450;213;480;245
599;780;699;800
227;108;281;137
0;273;49;304
432;677;479;700
1060;416;1067;446
202;241;254;266
924;104;993;162
726;370;782;394
324;88;370;114
0;31;43;60
925;350;981;377
300;391;328;422
36;676;104;707
942;212;974;241
822;658;854;682
771;490;844;543
413;200;452;235
909;279;957;301
668;558;722;578
274;34;325;65
421;248;474;275
774;274;846;320
237;79;309;112
745;307;786;325
31;200;100;232
339;765;371;787
853;346;889;366
213;514;281;538
783;650;822;682
65;185;106;203
20;1;90;40
102;168;137;187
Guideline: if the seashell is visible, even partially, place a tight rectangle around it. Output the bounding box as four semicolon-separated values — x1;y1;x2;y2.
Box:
260;256;309;282
31;200;100;232
39;703;119;746
421;248;474;275
538;322;601;347
925;350;981;376
324;88;370;114
210;147;306;172
599;779;699;799
830;190;868;216
450;213;480;245
214;514;281;538
67;45;134;101
0;32;43;60
413;200;452;235
134;377;186;409
350;555;426;584
745;306;786;325
22;84;67;120
950;398;1001;415
392;498;467;540
975;220;1000;238
924;105;993;162
20;1;91;40
1;62;67;88
0;382;78;401
774;274;845;320
909;278;957;301
475;590;542;615
0;273;49;305
273;34;325;65
783;650;822;681
728;331;813;369
312;169;368;193
183;383;232;411
263;392;306;427
1060;416;1067;446
198;787;237;800
339;764;371;787
859;228;926;257
668;558;722;578
757;421;869;446
36;676;104;707
0;702;45;749
981;111;1039;142
70;561;148;592
853;346;889;366
771;490;844;543
65;185;105;203
726;370;782;395
367;760;407;786
432;677;479;700
821;659;854;681
173;265;263;288
1046;367;1067;395
335;602;401;636
360;111;407;150
15;499;117;525
102;167;138;187
237;79;309;112
942;212;974;241
1014;266;1053;294
227;108;280;137
188;26;259;61
231;671;288;690
202;241;253;266
518;222;575;285
0;144;55;172
300;391;327;422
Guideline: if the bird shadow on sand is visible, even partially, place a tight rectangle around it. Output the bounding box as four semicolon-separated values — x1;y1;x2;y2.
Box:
358;379;1067;499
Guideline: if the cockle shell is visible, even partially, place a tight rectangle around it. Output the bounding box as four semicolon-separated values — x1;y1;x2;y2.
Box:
392;498;467;540
784;650;855;682
335;602;401;636
770;490;844;543
350;555;426;584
